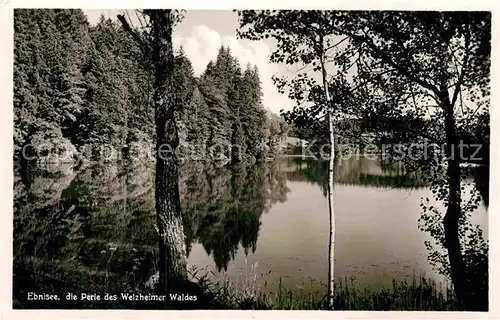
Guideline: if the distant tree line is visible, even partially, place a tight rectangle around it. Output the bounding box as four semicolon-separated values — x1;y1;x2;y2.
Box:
14;9;288;165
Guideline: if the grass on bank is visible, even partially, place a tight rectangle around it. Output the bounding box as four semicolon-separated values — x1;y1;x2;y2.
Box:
191;263;464;311
14;258;464;310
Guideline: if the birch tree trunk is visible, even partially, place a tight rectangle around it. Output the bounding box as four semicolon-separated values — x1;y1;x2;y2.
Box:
320;52;336;310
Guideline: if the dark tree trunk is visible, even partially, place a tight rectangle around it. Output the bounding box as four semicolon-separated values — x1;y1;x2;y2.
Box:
442;92;469;309
149;9;188;294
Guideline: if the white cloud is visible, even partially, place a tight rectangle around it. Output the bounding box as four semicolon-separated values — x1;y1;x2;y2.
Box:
173;25;294;115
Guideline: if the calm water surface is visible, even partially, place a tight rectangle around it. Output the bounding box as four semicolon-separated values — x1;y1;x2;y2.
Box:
13;156;488;295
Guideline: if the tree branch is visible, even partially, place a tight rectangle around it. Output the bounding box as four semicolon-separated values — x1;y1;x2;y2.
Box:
117;14;146;48
334;26;441;97
325;36;348;52
450;25;471;109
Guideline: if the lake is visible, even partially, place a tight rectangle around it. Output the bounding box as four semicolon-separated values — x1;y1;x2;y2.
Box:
13;156;488;298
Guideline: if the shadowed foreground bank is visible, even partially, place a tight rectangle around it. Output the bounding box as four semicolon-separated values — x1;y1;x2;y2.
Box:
14;262;466;310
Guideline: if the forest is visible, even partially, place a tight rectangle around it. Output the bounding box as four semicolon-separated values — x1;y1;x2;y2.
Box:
14;9;289;167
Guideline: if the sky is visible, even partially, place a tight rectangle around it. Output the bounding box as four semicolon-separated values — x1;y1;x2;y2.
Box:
83;10;296;115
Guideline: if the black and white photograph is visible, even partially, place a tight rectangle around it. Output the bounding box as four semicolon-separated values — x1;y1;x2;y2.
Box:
4;4;496;314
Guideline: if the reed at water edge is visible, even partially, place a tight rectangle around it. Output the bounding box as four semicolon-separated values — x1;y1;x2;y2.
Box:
190;261;464;310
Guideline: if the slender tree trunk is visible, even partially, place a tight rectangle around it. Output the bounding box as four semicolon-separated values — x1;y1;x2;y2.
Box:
149;10;188;295
320;54;336;309
441;92;468;309
326;104;336;310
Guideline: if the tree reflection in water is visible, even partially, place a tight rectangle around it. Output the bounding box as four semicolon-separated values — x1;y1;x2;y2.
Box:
13;156;488;300
181;160;290;271
13;159;291;296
